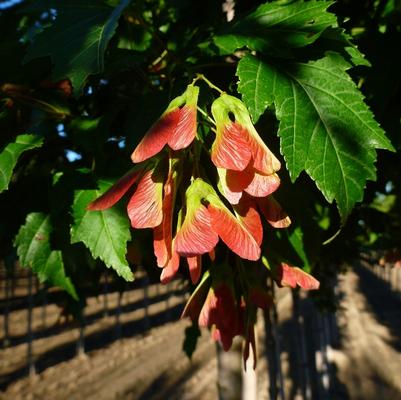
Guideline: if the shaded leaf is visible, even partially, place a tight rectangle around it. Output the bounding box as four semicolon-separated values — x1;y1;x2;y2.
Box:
0;134;43;193
316;27;370;67
181;271;211;320
14;212;77;299
287;226;311;271
183;323;201;360
71;181;133;281
214;0;336;56
24;0;130;94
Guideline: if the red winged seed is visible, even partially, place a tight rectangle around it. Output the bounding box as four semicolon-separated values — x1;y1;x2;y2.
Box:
87;169;142;211
278;263;320;290
208;204;261;261
244;172;280;198
233;195;263;246
131;109;181;163
257;196;291;228
168;106;197;150
211;123;252;171
175;206;219;256
127;169;163;229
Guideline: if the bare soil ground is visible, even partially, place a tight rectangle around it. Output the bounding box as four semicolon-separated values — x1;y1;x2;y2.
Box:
329;265;401;400
1;264;401;400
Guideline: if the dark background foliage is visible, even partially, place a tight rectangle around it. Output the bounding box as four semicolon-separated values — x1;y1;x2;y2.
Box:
0;0;400;314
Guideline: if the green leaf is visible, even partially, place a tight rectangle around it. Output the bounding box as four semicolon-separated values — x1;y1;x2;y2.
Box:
369;193;396;214
14;212;78;299
214;0;336;56
287;227;311;272
317;27;370;67
71;181;133;281
117;24;152;52
24;0;130;94
237;53;394;220
0;134;44;194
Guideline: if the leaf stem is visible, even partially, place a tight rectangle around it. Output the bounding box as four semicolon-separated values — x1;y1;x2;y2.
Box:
195;74;225;95
197;106;216;127
150;49;168;68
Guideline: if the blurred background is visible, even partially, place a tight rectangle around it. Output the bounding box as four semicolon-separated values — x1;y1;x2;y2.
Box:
1;255;401;399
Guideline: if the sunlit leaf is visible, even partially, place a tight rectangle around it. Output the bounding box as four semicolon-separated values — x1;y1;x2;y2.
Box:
71;181;133;281
237;53;394;220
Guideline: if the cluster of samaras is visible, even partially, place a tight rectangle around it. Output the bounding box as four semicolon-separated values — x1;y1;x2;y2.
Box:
89;83;319;360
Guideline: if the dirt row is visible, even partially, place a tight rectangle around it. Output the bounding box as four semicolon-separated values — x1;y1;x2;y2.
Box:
330;265;401;399
0;277;188;390
2;263;401;399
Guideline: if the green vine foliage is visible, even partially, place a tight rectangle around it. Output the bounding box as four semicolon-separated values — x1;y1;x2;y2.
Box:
1;0;400;358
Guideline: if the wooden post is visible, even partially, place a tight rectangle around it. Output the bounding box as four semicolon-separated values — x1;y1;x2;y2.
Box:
115;287;123;339
242;335;257;400
76;307;85;356
41;284;48;328
293;290;312;400
103;271;109;318
271;284;285;400
216;339;242;400
3;264;10;348
315;312;330;400
263;306;278;400
165;282;171;321
264;279;285;400
27;270;36;377
142;271;150;330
